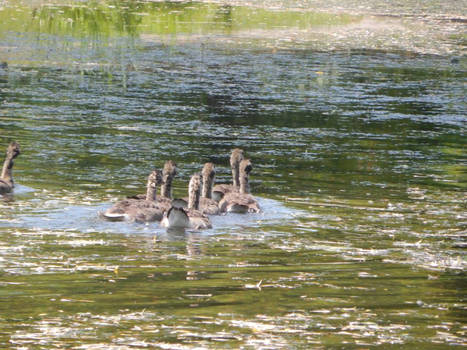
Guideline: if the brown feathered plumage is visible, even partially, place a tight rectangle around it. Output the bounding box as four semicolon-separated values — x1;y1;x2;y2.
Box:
0;142;21;195
219;159;260;213
212;148;243;202
102;170;167;222
161;173;212;229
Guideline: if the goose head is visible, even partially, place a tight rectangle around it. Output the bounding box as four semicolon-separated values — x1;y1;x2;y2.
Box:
188;172;202;210
230;148;244;187
201;162;215;199
1;141;21;185
146;169;164;201
161;160;177;198
6;142;20;159
239;159;252;194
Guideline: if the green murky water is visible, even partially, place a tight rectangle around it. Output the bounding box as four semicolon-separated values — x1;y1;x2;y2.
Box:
0;0;466;348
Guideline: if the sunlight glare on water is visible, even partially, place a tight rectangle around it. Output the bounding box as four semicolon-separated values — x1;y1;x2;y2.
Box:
0;0;466;348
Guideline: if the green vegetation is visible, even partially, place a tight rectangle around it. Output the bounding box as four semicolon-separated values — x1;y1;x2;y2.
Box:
0;0;359;38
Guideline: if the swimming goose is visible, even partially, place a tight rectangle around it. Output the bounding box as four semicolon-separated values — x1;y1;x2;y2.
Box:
102;169;166;222
0;141;21;195
160;173;212;230
178;163;219;215
218;159;260;213
212;148;243;202
199;162;220;215
129;160;176;211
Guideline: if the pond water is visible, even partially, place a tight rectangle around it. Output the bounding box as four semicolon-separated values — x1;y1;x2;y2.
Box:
0;0;466;348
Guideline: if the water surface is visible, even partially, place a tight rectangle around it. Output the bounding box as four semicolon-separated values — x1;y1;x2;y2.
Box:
0;0;466;348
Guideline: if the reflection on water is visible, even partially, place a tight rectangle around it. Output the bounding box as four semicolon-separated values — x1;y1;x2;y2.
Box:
0;0;465;67
0;0;466;348
0;0;359;37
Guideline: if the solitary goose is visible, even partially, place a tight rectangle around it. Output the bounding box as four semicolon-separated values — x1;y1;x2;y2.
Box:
212;148;243;202
160;173;212;230
218;159;260;213
0;141;21;195
129;160;176;211
102;169;166;222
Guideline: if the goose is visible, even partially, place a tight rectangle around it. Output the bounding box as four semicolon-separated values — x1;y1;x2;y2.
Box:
218;159;260;213
101;169;166;222
178;162;219;215
212;148;243;202
0;141;21;195
129;160;176;211
180;162;221;215
160;173;212;230
199;162;220;215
